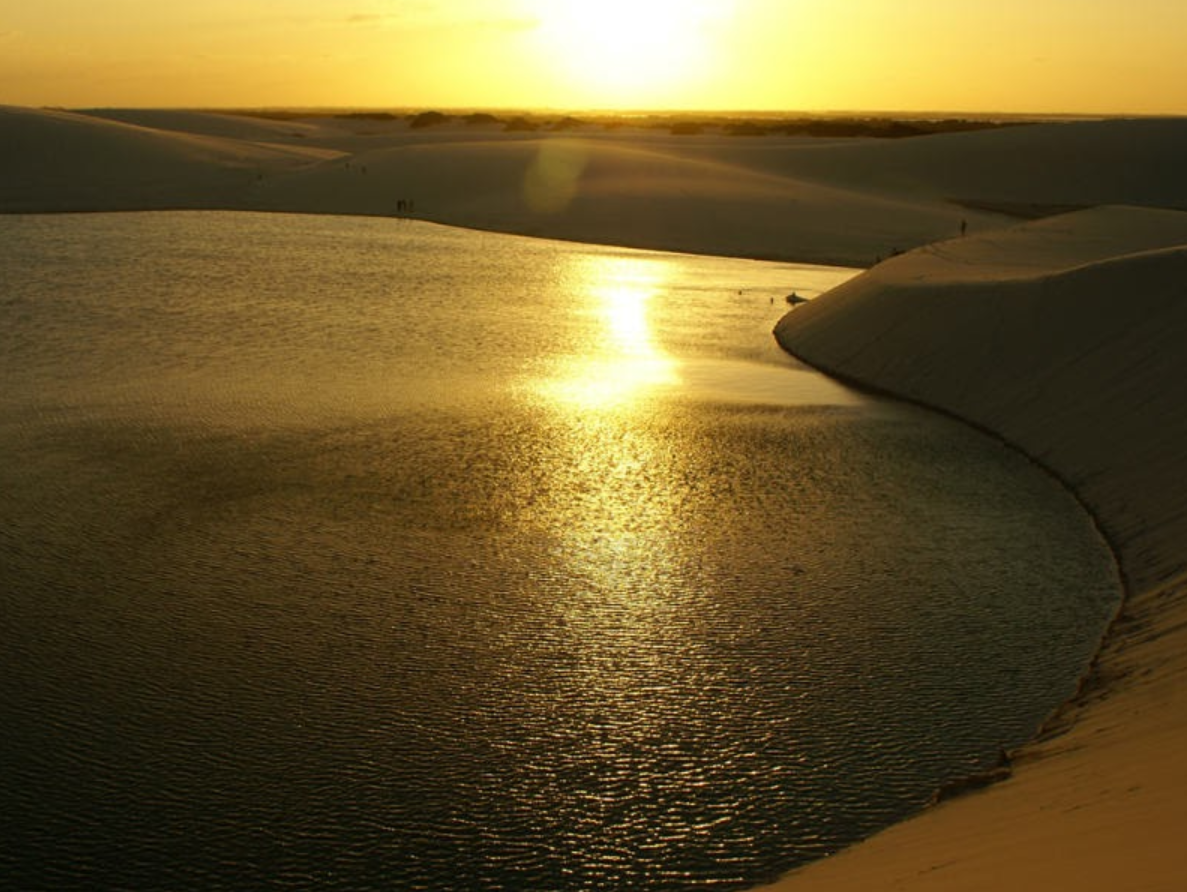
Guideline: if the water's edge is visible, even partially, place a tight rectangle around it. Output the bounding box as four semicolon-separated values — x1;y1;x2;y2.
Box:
770;332;1126;819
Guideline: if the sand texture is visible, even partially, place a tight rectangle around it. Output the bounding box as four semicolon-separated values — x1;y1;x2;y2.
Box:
768;205;1187;890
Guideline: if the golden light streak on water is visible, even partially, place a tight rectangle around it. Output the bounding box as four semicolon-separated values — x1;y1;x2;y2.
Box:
522;254;698;737
533;254;681;410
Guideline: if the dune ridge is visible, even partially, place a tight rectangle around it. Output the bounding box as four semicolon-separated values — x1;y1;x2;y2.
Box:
766;205;1187;890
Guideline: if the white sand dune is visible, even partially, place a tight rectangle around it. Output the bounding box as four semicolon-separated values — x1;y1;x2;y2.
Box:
248;136;968;263
767;205;1187;890
0;105;339;212
5;106;1186;266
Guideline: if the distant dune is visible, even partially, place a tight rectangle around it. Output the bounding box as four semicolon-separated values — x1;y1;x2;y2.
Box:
4;105;1187;266
766;205;1187;890
698;118;1187;212
0;105;339;212
72;107;346;145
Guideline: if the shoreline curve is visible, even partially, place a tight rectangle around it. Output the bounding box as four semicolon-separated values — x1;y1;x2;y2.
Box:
761;205;1187;891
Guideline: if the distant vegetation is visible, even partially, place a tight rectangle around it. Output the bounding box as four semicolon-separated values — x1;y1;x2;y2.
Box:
502;116;539;132
222;108;1025;139
741;117;1013;138
409;110;450;129
333;111;399;121
463;112;501;126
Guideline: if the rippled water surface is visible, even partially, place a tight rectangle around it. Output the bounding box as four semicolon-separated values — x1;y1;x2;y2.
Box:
0;212;1119;889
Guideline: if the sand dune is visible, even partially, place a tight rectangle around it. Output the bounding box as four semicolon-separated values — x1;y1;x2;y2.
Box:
776;206;1187;590
693;119;1187;210
5;106;1187;267
767;205;1187;890
73;107;345;145
0;105;339;212
247;137;967;263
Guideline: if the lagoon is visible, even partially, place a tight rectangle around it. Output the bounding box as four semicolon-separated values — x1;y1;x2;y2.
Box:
0;212;1119;890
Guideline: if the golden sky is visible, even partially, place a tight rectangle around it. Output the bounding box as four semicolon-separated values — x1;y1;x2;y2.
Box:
2;0;1186;113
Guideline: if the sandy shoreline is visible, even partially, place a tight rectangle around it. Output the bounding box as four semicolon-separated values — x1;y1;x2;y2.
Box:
4;104;1187;888
765;206;1187;890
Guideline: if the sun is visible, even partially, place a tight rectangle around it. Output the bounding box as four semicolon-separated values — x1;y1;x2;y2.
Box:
532;0;731;106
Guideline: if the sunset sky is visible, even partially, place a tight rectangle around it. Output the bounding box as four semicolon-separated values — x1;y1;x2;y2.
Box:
2;0;1186;114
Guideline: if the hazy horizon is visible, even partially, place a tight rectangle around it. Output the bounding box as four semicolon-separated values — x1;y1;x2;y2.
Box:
33;105;1176;126
4;1;1187;115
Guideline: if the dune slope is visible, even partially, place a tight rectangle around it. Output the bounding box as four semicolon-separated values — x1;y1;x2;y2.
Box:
250;137;966;263
5;108;1187;267
693;119;1187;211
0;106;336;212
766;205;1187;890
74;107;344;144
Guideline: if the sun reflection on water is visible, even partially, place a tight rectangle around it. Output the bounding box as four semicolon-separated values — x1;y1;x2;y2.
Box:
535;255;680;410
531;408;699;775
522;253;697;716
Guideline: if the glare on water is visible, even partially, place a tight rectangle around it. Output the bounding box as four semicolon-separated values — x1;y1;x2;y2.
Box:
0;212;1120;891
531;253;681;409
